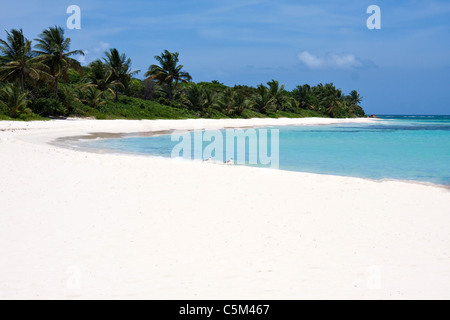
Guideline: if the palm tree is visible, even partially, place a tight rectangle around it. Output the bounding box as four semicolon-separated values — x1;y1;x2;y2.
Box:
216;88;235;116
145;50;192;101
346;90;365;117
349;90;362;106
216;88;247;117
249;84;275;114
267;80;288;111
292;84;313;110
76;86;111;108
0;83;30;118
103;48;139;101
181;84;217;116
182;84;202;112
34;26;84;98
233;92;248;116
0;29;48;91
325;91;344;118
86;60;109;91
312;83;344;117
86;59;122;99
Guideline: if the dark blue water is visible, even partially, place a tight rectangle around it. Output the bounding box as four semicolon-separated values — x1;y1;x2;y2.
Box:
83;116;450;185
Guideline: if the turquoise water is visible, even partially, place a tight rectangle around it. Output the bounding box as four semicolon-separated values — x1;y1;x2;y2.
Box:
83;116;450;186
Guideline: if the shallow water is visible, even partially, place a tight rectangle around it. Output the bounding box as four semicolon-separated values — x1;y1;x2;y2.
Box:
82;116;450;185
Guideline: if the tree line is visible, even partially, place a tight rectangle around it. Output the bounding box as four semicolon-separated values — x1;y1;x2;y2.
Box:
0;26;365;120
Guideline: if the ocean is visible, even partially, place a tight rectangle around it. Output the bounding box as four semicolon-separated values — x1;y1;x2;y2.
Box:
82;116;450;186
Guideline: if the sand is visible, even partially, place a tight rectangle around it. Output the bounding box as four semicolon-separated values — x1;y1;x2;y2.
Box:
0;118;449;300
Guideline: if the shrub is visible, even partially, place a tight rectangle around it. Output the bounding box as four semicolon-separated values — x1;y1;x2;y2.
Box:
30;97;67;117
128;78;144;98
0;84;31;118
157;97;171;106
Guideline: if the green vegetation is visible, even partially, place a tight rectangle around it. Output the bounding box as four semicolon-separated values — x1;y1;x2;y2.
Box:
145;50;191;101
0;26;366;121
73;96;197;120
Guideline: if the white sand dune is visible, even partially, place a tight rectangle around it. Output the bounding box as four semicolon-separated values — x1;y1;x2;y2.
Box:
0;118;449;300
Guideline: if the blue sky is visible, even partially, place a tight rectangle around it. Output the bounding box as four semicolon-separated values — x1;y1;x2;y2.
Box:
1;0;449;114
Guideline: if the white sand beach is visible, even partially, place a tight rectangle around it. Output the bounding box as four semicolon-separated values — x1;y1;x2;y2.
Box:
0;118;449;300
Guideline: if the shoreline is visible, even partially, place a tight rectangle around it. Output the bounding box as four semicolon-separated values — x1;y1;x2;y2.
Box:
1;118;449;299
0;117;380;137
43;119;447;190
1;118;378;149
55;134;449;191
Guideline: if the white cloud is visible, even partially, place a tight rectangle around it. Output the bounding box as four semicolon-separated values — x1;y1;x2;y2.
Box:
77;41;111;65
76;41;111;65
94;41;110;54
297;51;324;68
298;51;364;69
327;53;363;68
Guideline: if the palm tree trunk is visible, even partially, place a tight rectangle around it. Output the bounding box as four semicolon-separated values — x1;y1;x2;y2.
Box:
20;73;25;92
54;78;59;99
168;82;173;101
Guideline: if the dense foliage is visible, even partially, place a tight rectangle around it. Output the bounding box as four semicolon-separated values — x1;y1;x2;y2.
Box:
0;26;366;120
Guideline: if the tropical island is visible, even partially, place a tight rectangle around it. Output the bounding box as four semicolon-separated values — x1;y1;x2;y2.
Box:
0;26;366;121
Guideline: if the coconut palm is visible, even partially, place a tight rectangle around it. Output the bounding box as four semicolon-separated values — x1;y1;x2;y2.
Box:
267;80;288;111
216;88;247;117
233;93;248;116
182;84;202;111
76;86;112;108
216;88;235;116
145;50;192;101
292;84;314;109
0;83;31;118
86;60;109;91
182;84;217;115
103;48;139;101
312;83;345;117
0;29;48;91
86;59;123;99
248;84;275;114
325;92;344;118
347;90;365;117
33;26;84;98
348;90;362;105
